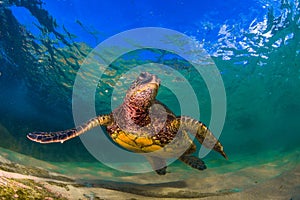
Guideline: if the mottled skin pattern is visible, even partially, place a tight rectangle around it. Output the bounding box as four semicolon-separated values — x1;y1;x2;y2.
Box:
27;72;227;175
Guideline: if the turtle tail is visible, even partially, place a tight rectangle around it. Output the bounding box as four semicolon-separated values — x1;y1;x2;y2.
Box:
178;116;228;159
27;114;112;144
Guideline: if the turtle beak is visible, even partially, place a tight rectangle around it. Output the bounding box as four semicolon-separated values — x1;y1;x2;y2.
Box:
150;74;160;87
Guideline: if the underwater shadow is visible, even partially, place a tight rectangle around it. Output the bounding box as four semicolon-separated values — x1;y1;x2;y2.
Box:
75;178;235;198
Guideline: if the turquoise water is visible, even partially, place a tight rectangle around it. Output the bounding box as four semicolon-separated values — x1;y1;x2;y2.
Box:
0;0;299;190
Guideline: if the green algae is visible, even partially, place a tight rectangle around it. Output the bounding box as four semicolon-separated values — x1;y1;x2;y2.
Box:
46;181;70;191
0;161;73;182
0;178;67;200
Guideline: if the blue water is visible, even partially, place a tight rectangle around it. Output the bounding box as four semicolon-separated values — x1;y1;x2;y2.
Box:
0;0;299;191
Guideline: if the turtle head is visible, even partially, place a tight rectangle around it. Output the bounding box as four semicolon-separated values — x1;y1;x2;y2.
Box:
125;72;160;110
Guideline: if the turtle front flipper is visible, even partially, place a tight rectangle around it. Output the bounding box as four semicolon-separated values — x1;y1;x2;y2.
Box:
27;114;112;144
178;116;228;159
27;129;77;144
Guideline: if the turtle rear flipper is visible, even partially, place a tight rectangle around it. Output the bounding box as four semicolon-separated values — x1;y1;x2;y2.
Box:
179;155;207;170
27;115;112;144
146;156;167;175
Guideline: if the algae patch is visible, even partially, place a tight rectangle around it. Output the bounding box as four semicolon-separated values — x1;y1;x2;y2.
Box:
0;177;67;200
0;160;73;182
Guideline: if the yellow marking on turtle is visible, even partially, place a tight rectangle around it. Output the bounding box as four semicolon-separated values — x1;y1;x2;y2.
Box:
114;138;144;153
126;133;137;141
142;144;162;152
111;133;118;139
116;132;137;147
154;139;162;145
135;137;154;147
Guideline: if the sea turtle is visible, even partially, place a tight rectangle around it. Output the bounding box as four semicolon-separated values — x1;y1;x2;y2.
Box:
27;72;227;175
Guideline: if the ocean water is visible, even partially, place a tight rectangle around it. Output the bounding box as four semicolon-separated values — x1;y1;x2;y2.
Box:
0;0;300;198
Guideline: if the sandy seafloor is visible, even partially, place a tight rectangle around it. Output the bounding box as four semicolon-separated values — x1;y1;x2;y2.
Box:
0;144;299;200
